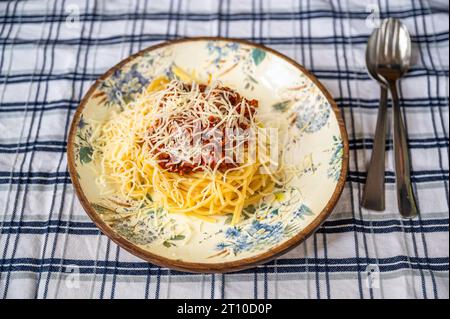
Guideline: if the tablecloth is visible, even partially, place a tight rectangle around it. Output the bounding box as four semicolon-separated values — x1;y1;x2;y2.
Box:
0;0;448;299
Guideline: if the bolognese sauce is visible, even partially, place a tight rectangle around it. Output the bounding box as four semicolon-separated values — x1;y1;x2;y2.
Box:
146;82;259;175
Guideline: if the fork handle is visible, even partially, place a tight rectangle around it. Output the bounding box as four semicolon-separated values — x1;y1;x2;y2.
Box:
389;81;418;218
362;85;388;211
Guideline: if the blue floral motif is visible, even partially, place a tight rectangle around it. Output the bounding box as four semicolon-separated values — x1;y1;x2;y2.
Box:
164;64;175;79
295;95;330;133
214;195;315;256
99;63;149;106
234;237;251;253
114;220;157;245
206;41;240;67
94;202;180;247
327;135;343;181
217;220;285;255
205;41;266;91
225;227;240;239
74;115;93;165
293;204;314;219
251;48;266;66
78;115;86;129
215;242;228;250
248;220;284;240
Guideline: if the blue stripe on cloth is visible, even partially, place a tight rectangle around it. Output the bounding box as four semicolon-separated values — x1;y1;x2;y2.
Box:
99;239;111;299
1;256;448;275
1;217;446;228
313;234;321;298
0;31;447;46
0;6;448;24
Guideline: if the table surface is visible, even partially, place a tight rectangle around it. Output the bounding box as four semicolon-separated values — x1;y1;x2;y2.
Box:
0;0;448;299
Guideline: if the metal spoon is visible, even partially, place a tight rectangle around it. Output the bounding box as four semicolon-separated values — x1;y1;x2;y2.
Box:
362;28;389;211
365;18;418;218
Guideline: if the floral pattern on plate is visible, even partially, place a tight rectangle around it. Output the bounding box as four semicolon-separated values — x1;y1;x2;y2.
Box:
211;187;314;257
205;41;267;90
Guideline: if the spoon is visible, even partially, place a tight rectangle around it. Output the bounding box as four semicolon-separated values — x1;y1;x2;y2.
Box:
365;18;418;218
362;28;389;211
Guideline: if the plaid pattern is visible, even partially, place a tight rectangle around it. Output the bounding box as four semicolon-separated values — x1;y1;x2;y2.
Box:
0;0;448;299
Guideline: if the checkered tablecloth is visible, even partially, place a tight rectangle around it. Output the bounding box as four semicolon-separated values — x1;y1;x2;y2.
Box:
0;0;448;299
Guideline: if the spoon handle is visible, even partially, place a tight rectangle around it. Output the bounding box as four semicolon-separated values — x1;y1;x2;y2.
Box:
389;81;418;218
362;86;388;211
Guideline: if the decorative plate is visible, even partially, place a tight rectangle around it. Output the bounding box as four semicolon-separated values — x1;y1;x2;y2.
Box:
67;37;349;273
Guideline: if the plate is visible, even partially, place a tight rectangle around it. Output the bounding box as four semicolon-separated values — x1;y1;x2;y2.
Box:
67;37;349;273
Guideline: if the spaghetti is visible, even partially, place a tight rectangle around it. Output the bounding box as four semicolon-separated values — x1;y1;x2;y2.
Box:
91;77;282;224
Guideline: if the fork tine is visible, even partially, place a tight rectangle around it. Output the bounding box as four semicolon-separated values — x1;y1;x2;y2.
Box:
393;19;401;61
377;20;387;65
387;18;396;61
381;18;391;63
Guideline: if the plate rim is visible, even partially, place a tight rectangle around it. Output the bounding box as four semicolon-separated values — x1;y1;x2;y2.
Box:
67;36;349;273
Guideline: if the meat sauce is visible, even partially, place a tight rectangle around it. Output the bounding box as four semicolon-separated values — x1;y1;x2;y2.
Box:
149;84;258;175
